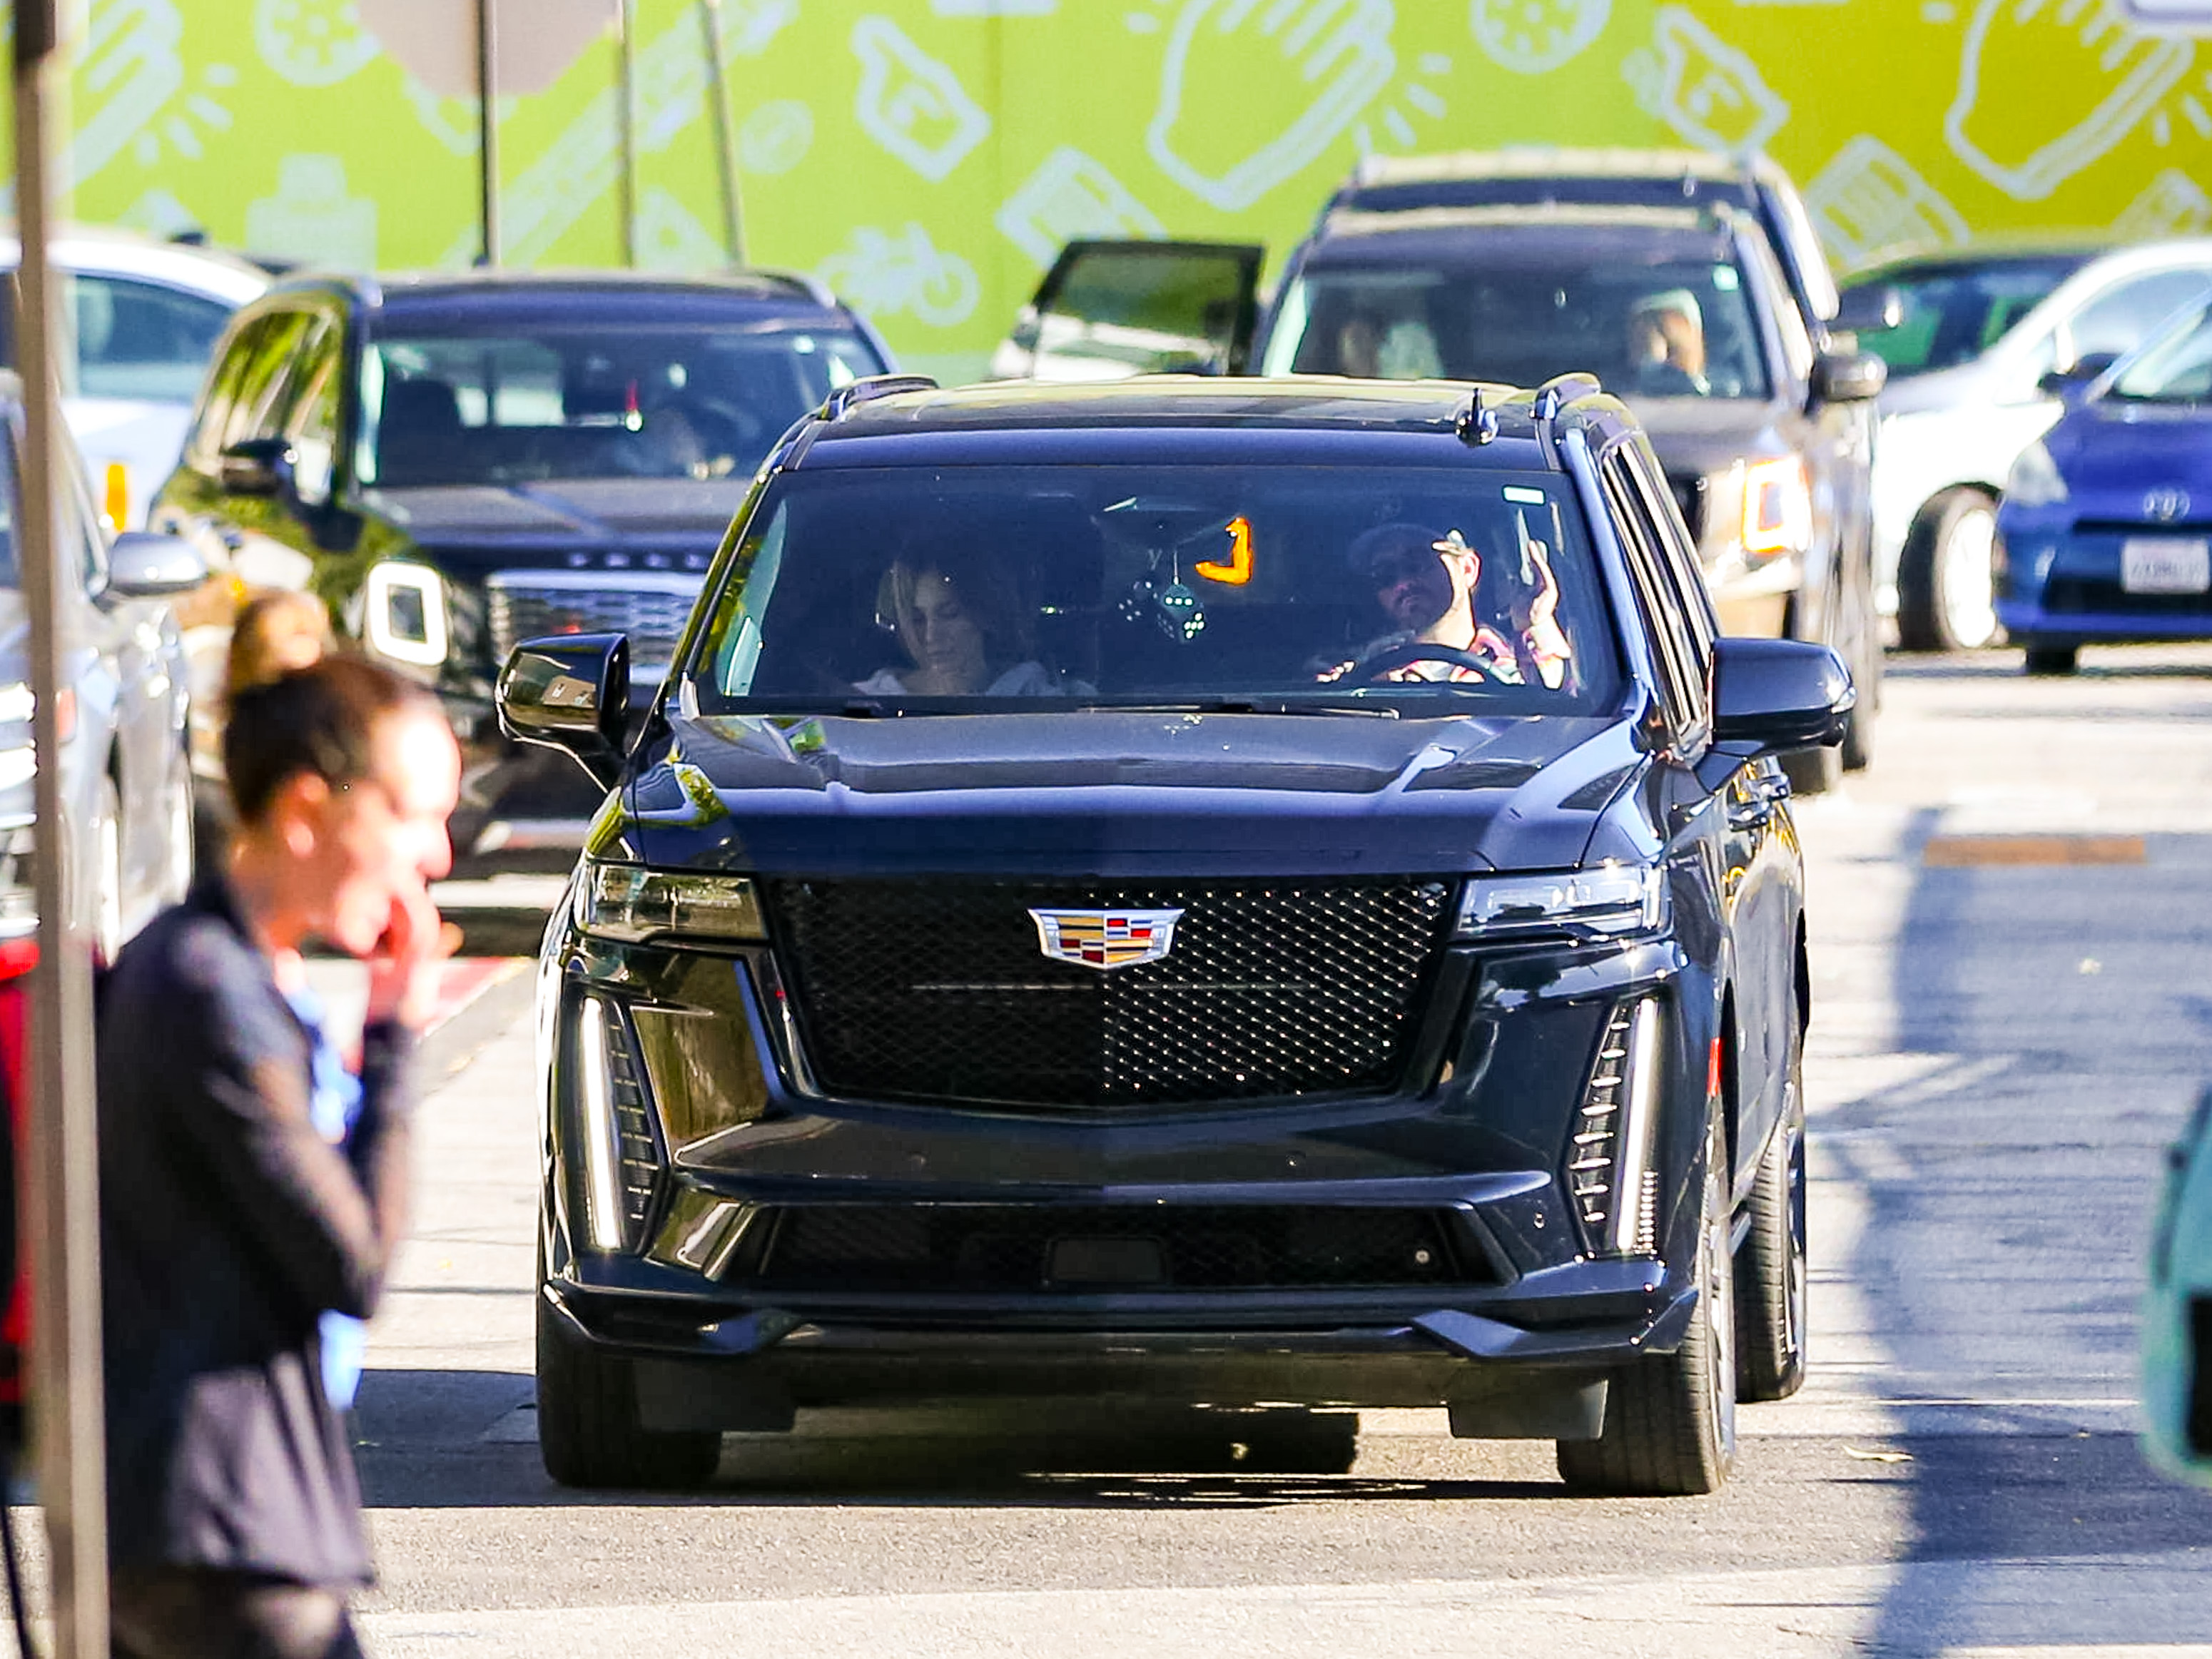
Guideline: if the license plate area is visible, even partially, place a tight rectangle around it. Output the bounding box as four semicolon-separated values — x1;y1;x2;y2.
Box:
2122;537;2211;594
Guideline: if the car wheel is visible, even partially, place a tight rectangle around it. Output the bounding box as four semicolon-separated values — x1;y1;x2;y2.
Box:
92;773;124;967
2024;641;2080;676
535;1292;721;1491
1899;489;2003;652
1557;1105;1738;1496
1735;1050;1808;1403
1840;547;1880;773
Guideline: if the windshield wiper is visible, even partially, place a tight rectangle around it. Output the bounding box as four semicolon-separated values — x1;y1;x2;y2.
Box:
1077;699;1402;719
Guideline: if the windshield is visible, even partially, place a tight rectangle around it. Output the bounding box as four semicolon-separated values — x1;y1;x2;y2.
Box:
1847;257;2084;377
2105;302;2212;405
1260;256;1771;400
358;323;884;489
689;464;1620;716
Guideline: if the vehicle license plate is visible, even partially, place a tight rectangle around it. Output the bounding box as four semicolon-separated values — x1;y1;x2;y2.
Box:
2122;537;2211;594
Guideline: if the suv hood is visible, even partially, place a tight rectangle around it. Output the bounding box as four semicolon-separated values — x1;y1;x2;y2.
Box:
363;478;751;562
619;708;1648;878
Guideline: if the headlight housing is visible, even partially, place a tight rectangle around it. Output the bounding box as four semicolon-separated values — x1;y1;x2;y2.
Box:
364;562;450;666
2004;440;2069;507
575;863;766;944
1456;864;1668;941
1740;457;1813;557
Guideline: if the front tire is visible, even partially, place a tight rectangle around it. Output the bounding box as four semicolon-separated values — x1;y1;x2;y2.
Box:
1899;489;2003;652
536;1294;722;1491
1558;1106;1738;1496
1735;1057;1808;1403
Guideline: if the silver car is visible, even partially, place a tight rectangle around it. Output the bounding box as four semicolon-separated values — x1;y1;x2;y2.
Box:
1847;240;2212;651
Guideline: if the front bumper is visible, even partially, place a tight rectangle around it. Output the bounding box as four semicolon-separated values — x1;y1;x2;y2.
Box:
1997;521;2212;642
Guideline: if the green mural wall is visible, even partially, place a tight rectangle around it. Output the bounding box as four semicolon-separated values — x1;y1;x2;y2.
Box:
23;0;2212;382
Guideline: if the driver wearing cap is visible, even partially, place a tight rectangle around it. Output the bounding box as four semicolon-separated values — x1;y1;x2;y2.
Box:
1321;522;1565;687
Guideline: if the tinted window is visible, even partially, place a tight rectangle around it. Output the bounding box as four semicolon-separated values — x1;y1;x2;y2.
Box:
2069;269;2212;364
1847;257;2084;376
1602;454;1704;736
1263;246;1772;400
690;464;1619;714
358;323;882;487
283;313;345;507
67;275;233;403
1025;245;1257;376
218;309;314;452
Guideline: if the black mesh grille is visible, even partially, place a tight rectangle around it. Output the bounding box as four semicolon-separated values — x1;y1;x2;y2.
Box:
764;878;1453;1108
752;1204;1482;1292
487;574;701;675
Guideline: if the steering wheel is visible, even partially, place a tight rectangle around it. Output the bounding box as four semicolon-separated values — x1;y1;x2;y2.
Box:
1351;641;1506;684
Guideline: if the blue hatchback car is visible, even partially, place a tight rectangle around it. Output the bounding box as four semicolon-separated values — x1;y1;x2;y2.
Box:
1995;292;2212;674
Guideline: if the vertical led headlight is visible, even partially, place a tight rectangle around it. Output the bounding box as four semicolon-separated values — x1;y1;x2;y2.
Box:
573;995;626;1252
364;562;449;666
1569;998;1665;1257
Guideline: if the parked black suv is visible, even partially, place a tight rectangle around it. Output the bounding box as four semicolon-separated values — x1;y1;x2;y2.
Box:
149;270;891;849
503;373;1850;1497
989;149;1887;791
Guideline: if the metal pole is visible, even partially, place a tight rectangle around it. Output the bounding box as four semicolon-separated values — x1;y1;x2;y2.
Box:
13;0;111;1653
699;0;746;266
477;0;500;266
615;0;638;268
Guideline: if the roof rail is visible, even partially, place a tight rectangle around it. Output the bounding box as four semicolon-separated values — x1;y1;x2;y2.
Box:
1456;387;1498;446
821;374;939;421
1531;372;1603;420
749;266;838;307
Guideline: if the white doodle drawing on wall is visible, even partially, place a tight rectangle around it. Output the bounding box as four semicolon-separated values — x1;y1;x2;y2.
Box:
997;147;1165;269
495;20;709;267
1945;0;2192;201
852;16;993;183
819;224;982;329
637;188;725;273
1470;0;1612;74
933;0;1058;12
723;0;799;55
69;0;183;191
401;76;495;157
1623;6;1789;152
256;0;380;88
2114;167;2212;233
1351;50;1453;153
1147;0;1397;210
738;100;815;176
1805;135;1970;266
245;154;378;270
118;187;203;241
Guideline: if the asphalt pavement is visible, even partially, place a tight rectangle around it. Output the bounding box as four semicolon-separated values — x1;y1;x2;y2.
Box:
320;646;2212;1655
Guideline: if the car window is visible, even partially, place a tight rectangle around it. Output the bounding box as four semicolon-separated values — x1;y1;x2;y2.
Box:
1021;243;1259;377
1621;437;1716;669
1601;452;1705;739
283;312;345;508
1262;243;1773;400
1847;257;2085;377
218;308;315;454
184;313;269;469
66;274;233;405
2066;269;2212;365
2106;300;2212;405
1744;232;1812;387
357;322;882;488
689;462;1620;714
1763;181;1839;324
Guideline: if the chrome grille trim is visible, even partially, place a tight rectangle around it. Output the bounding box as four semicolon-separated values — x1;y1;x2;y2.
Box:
486;569;703;679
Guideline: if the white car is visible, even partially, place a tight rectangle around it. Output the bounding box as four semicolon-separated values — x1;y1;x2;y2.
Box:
4;226;269;529
1847;240;2212;651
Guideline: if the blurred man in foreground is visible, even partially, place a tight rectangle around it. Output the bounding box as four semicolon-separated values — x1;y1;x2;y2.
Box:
98;656;459;1658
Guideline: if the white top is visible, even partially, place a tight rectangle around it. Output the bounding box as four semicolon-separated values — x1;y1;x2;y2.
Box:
853;661;1080;696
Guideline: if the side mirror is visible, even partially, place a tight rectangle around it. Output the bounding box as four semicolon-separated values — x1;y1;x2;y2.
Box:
1833;283;1903;335
2036;350;2119;399
1809;350;1887;405
1710;636;1855;754
497;632;630;786
218;436;295;497
106;530;209;599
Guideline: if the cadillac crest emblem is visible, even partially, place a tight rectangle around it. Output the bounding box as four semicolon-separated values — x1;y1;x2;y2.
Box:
1028;907;1184;970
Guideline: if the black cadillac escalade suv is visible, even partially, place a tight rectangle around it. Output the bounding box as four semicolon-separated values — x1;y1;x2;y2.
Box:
502;374;1850;1497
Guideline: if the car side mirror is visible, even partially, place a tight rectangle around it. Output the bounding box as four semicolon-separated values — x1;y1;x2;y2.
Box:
497;632;631;786
1833;283;1903;335
106;530;209;599
218;436;295;497
1709;636;1855;754
1809;350;1887;406
2036;350;2119;399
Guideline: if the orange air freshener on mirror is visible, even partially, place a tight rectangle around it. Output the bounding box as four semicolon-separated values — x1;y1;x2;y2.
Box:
1197;515;1254;585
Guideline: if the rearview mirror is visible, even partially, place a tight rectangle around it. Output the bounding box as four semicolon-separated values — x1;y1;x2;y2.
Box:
497;632;631;786
106;531;208;599
1710;636;1855;754
1809;350;1887;405
218;436;295;497
2036;350;2119;399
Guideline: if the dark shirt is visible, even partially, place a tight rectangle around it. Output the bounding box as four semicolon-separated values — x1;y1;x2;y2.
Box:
98;877;416;1588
